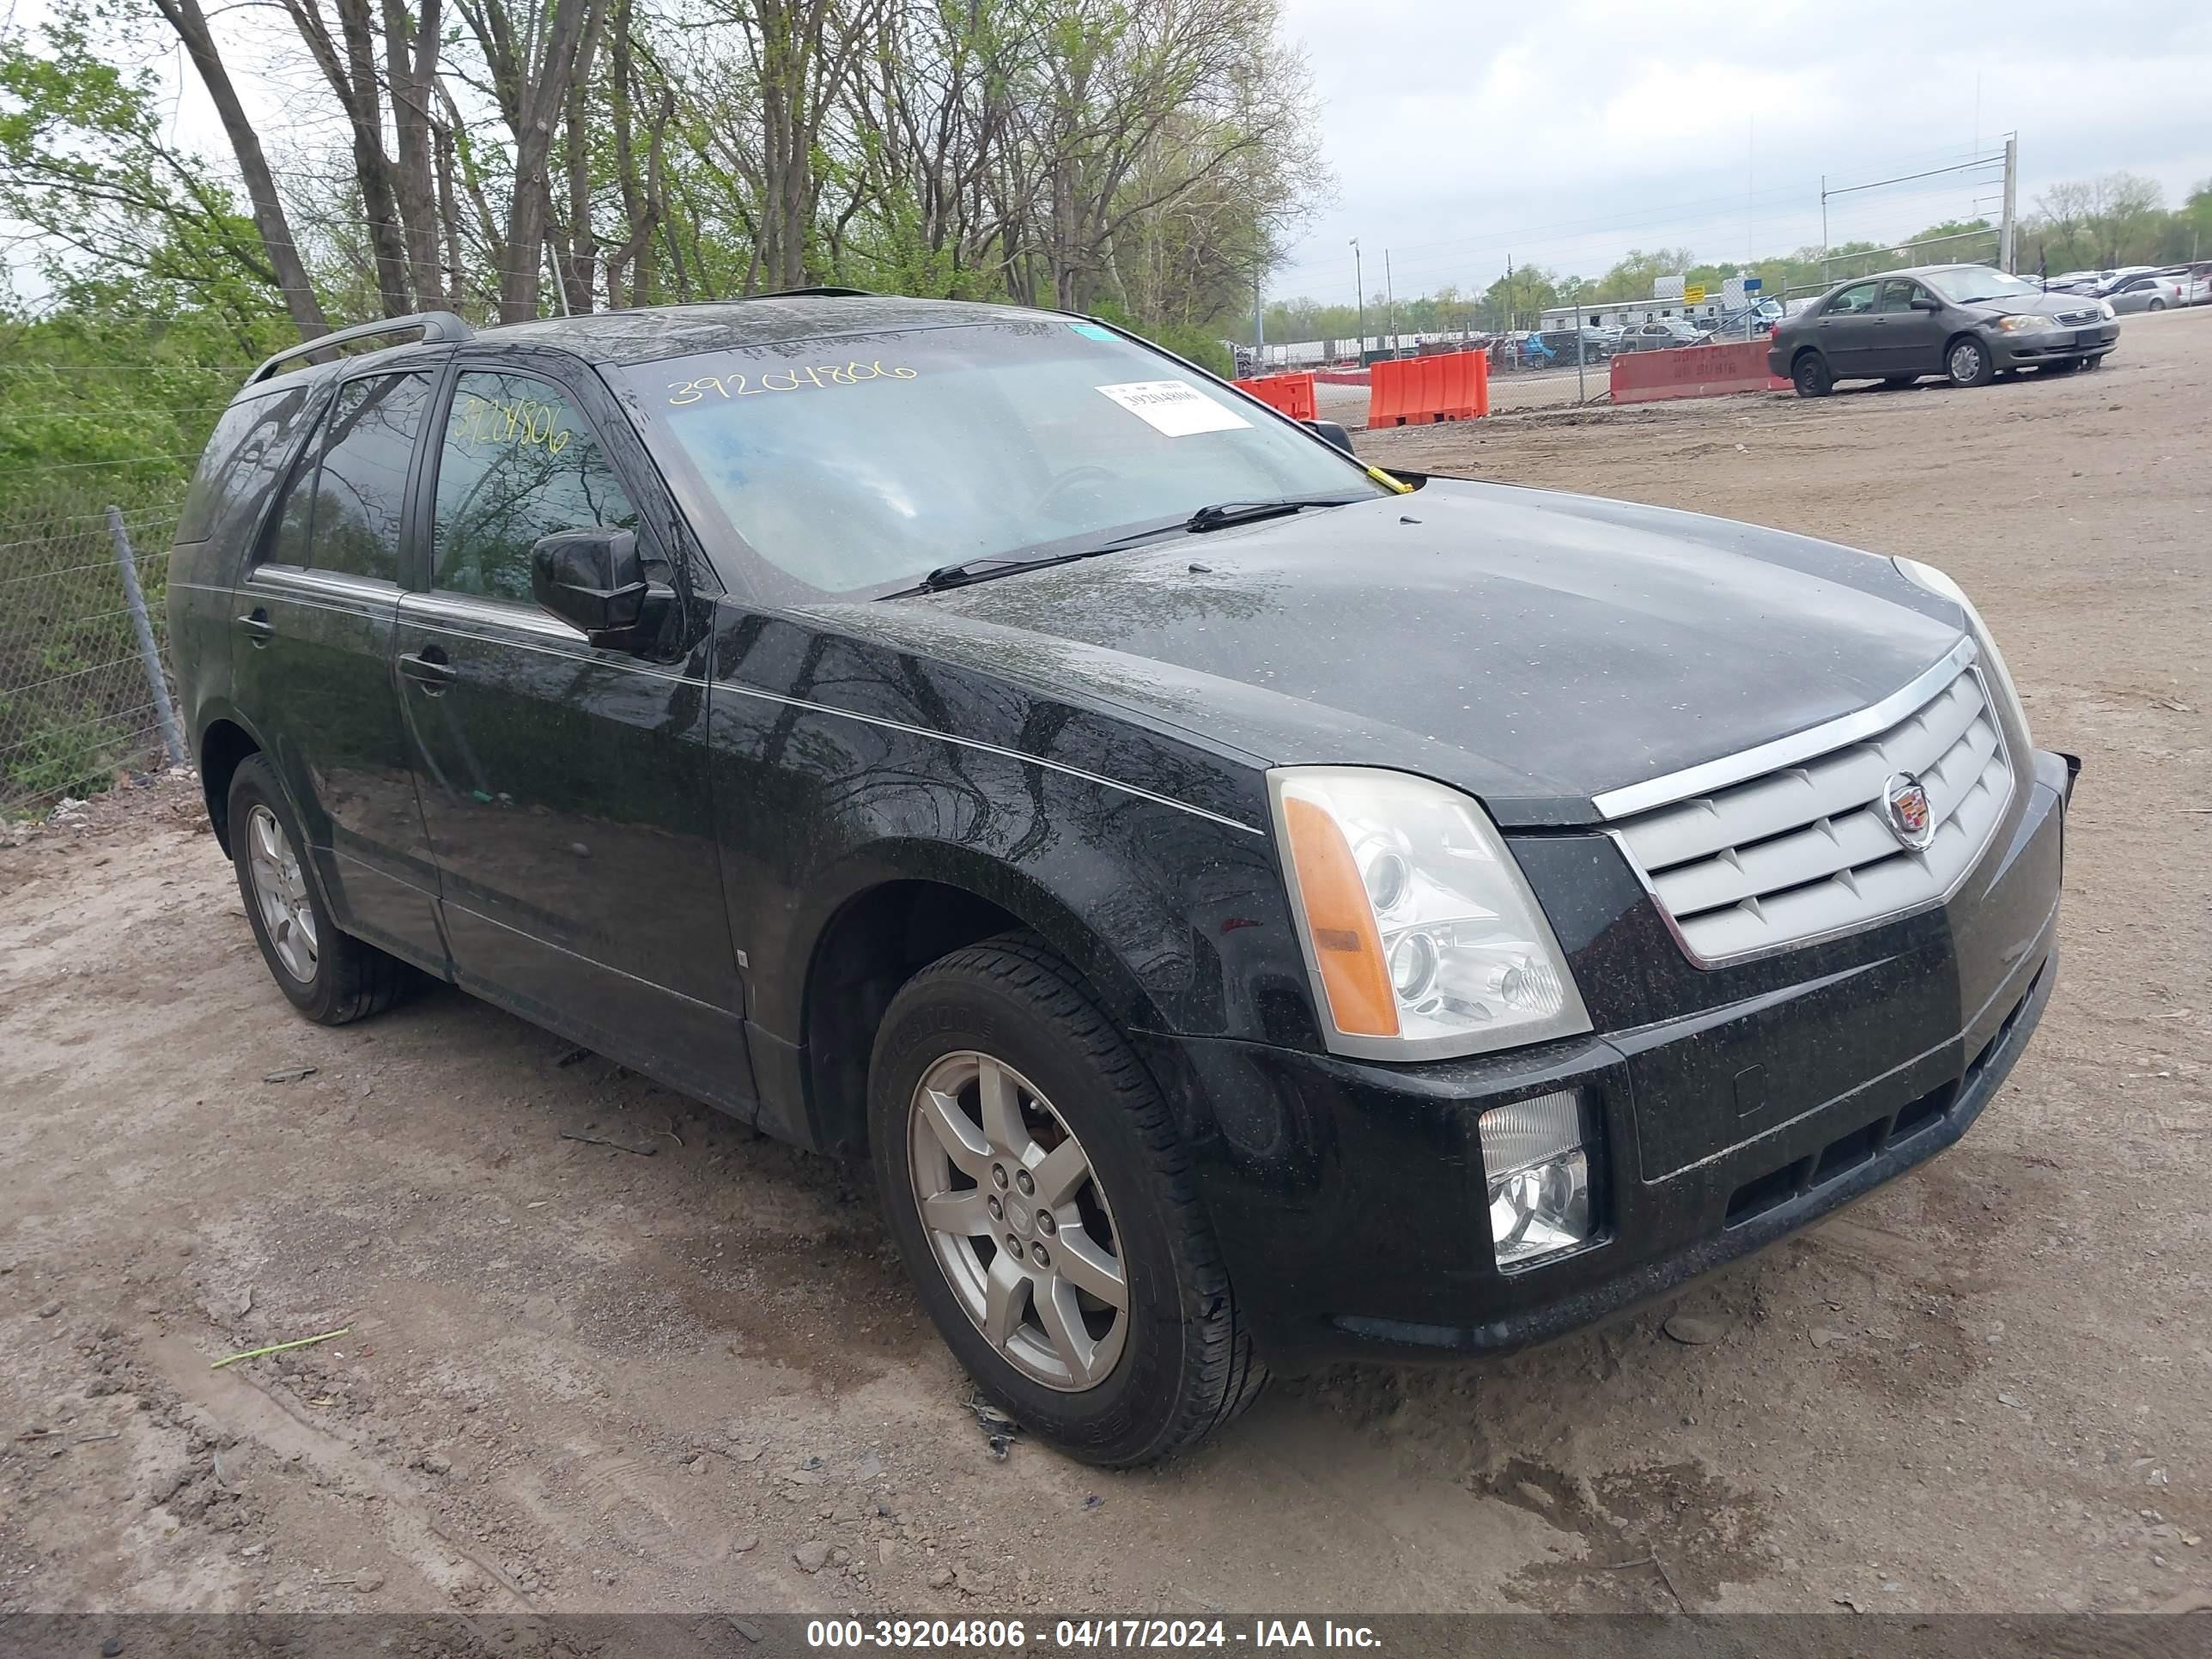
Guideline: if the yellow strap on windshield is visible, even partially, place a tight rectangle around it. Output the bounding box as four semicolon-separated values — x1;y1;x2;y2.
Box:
1366;465;1414;495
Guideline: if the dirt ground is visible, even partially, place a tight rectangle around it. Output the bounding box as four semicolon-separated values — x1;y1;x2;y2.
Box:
3;309;2208;1620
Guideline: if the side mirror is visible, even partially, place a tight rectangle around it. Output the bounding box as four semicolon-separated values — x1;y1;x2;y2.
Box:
1910;295;1942;312
1305;418;1356;455
531;526;667;647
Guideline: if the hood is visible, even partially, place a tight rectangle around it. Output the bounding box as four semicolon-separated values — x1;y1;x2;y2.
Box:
809;481;1966;826
1970;292;2105;319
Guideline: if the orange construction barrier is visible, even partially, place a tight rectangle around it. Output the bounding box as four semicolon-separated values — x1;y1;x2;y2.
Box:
1232;371;1319;422
1366;351;1490;428
1609;341;1790;404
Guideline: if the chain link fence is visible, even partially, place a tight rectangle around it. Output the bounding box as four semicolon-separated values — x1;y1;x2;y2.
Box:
1;498;188;817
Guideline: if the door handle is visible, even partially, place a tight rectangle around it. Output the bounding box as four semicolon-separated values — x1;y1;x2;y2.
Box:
234;608;274;646
398;645;455;693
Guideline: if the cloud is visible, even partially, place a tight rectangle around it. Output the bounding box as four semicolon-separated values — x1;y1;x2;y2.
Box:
1270;0;2212;300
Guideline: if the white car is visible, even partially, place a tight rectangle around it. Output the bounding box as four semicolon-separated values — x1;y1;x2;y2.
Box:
2164;265;2212;306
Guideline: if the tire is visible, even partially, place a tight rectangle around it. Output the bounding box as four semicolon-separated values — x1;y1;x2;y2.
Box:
868;933;1266;1466
1946;336;1995;388
2081;353;2106;371
2147;299;2166;312
228;755;410;1024
1791;351;1832;398
2044;357;2082;374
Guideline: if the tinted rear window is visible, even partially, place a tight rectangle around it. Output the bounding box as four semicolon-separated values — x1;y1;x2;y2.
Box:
174;385;317;546
301;373;431;582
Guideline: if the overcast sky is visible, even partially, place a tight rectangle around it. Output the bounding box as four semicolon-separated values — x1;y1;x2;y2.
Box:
1268;0;2212;304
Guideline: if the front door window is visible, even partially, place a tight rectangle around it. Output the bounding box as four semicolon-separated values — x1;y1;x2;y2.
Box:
430;371;641;604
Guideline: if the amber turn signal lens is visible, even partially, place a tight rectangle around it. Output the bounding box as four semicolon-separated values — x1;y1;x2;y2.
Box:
1281;796;1400;1038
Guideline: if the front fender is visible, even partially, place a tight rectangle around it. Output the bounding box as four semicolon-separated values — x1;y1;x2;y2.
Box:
703;629;1322;1056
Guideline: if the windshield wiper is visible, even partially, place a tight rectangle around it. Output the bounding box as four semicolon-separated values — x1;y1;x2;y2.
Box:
879;541;1157;599
878;495;1367;599
1183;496;1366;533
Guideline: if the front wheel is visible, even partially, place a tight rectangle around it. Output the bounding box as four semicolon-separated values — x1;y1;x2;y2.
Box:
869;935;1266;1466
228;755;410;1024
1791;351;1833;398
1947;337;1996;388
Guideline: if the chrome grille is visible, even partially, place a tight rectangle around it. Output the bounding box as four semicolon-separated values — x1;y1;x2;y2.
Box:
1608;658;2014;963
2054;308;2100;325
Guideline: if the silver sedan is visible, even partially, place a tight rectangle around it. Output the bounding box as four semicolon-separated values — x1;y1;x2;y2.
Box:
2100;274;2185;314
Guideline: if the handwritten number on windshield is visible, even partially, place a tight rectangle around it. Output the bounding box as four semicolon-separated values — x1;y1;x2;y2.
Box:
665;362;918;405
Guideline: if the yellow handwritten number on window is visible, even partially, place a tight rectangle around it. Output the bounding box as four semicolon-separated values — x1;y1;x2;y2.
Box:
458;394;574;454
664;362;918;406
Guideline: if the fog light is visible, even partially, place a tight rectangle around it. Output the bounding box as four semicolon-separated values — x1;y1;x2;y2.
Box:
1480;1090;1595;1267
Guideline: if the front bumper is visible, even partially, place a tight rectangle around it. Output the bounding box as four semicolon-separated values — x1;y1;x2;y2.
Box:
1992;322;2119;367
1143;749;2075;1373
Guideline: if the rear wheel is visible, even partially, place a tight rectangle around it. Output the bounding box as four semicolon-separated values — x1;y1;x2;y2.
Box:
1946;336;1995;388
1791;351;1833;398
228;756;410;1025
2148;298;2166;312
869;935;1266;1466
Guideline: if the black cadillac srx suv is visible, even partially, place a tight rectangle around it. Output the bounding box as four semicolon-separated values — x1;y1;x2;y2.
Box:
167;295;2075;1465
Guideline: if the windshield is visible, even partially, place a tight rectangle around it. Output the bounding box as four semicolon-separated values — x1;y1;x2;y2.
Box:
617;319;1383;599
1922;267;2045;307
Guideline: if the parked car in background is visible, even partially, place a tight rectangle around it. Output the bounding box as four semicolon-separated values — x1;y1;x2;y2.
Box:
1617;318;1715;352
168;294;2075;1466
2041;270;2108;295
1534;325;1620;362
1497;331;1559;370
1712;299;1785;337
1771;264;2118;395
2097;272;2185;313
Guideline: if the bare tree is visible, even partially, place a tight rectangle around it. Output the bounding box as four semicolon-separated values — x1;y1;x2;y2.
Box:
145;0;331;338
453;0;602;320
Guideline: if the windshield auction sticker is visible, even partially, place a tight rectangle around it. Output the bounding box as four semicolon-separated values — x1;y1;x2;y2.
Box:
1095;380;1252;437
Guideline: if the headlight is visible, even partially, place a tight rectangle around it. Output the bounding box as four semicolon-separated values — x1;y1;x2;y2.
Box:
1268;767;1591;1060
1994;313;2061;333
2099;301;2117;320
1893;556;2030;744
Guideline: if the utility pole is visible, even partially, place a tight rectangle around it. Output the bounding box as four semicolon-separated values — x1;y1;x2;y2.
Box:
1384;248;1398;359
1820;176;1829;288
1999;133;2019;274
1351;238;1366;364
1253;272;1265;362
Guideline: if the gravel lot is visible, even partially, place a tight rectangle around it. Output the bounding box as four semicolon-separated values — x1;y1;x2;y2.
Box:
3;308;2207;1619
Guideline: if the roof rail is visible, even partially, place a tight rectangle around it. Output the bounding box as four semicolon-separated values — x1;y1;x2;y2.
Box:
248;311;475;385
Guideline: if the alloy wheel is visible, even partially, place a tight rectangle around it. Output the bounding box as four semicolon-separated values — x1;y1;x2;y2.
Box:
907;1051;1129;1392
245;804;319;982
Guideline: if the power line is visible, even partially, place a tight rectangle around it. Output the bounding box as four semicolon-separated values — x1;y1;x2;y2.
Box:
1824;155;2007;199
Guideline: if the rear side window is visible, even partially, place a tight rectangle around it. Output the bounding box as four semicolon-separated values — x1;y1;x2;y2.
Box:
174;386;315;546
429;371;639;603
264;372;431;582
